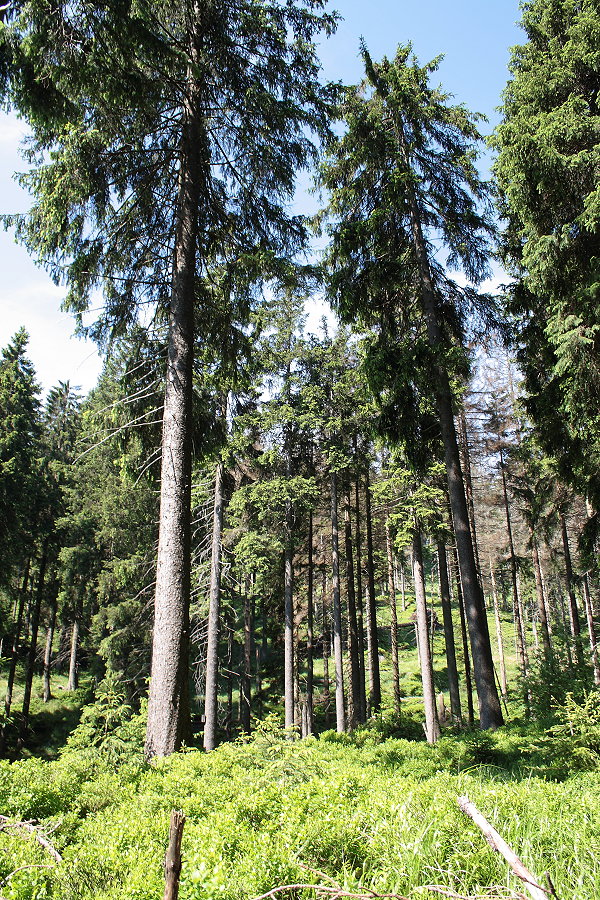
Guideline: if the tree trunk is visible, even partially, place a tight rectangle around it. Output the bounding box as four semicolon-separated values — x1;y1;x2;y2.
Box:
306;510;314;736
343;478;360;730
145;9;207;759
500;453;529;706
364;468;381;714
42;591;57;704
21;539;50;742
283;455;295;734
437;539;461;724
353;472;367;723
203;460;224;751
413;528;440;743
386;519;401;716
68;583;84;692
560;514;584;666
322;574;331;728
225;619;233;740
1;560;30;753
240;580;252;734
458;407;483;592
330;472;346;733
583;573;600;686
529;529;552;661
452;547;475;727
489;556;507;698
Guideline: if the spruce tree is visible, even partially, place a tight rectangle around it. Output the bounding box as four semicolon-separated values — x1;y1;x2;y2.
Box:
320;44;504;728
2;0;336;756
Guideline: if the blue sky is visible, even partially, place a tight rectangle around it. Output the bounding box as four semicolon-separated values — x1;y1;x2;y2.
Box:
0;0;523;395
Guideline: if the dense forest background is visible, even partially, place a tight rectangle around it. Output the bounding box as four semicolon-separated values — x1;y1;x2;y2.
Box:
0;0;599;897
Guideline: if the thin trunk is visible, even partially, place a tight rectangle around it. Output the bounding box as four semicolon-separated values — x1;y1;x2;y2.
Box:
413;528;440;743
453;547;474;727
583;574;600;686
556;575;574;668
225;620;233;740
145;7;208;759
343;478;360;730
330;472;346;732
386;519;401;716
203;460;224;751
284;457;295;734
68;584;84;692
437;539;461;724
500;452;529;709
240;580;252;734
306;510;314;736
322;582;331;728
560;514;584;666
353;472;367;723
42;591;57;704
364;468;381;713
530;529;552;661
400;562;406;612
21;539;50;741
458;408;482;591
489;556;508;699
1;561;30;753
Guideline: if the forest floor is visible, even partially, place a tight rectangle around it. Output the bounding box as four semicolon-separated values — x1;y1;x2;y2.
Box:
1;598;598;899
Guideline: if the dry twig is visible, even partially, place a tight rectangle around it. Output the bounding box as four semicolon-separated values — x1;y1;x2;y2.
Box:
0;816;62;863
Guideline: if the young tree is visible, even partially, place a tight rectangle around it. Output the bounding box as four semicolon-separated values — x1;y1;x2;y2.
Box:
3;0;336;757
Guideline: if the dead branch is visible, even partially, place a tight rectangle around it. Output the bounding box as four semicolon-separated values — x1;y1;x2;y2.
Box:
457;797;551;900
0;816;62;863
1;863;54;887
250;885;409;900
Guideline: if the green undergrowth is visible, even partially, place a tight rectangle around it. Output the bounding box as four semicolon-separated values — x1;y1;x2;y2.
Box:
0;708;599;900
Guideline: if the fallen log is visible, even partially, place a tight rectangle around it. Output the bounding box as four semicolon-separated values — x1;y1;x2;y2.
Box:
457;796;552;900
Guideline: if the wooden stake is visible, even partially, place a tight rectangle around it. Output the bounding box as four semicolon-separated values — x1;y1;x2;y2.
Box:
457;797;550;900
163;809;185;900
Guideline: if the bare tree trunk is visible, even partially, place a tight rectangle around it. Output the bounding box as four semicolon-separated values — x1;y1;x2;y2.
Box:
322;580;331;728
437;539;461;724
529;529;552;661
203;460;224;751
1;560;30;753
413;528;440;743
284;455;295;734
240;581;252;734
583;573;600;686
306;510;314;735
225;618;233;740
42;590;57;704
500;452;529;709
458;407;483;591
386;519;401;716
560;514;584;666
343;478;360;730
364;468;381;713
163;810;185;900
330;472;346;733
21;539;50;742
353;472;367;723
68;583;84;692
452;547;474;727
489;556;507;699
